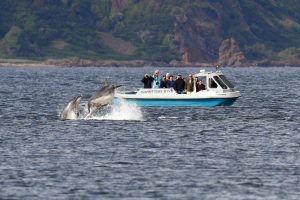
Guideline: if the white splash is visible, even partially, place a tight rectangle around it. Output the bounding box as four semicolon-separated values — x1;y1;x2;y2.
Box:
85;100;143;121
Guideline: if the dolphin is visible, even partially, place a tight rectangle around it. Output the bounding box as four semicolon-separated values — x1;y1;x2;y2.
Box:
86;84;121;117
59;95;82;120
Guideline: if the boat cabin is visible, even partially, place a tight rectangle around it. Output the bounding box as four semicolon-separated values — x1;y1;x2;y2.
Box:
193;69;235;92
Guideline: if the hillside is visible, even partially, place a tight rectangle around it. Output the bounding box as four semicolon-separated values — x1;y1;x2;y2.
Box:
0;0;300;66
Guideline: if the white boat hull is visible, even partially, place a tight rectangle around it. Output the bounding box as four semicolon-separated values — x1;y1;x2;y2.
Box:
114;89;240;107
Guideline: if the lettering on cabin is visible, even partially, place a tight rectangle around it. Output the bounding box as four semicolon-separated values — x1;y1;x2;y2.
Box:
140;89;173;94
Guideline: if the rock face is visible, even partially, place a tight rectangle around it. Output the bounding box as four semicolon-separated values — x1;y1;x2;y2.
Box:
218;38;247;67
171;4;249;67
171;5;223;64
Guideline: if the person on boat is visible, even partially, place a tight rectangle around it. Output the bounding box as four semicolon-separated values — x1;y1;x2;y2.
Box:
174;74;185;94
152;70;161;89
196;79;206;92
165;73;170;81
185;74;194;93
141;73;154;88
166;75;175;88
160;75;167;88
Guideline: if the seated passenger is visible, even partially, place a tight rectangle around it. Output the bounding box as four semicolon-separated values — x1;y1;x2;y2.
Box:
196;79;206;92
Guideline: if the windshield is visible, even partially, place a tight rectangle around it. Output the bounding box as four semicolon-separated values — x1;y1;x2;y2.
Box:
213;76;227;89
219;75;234;88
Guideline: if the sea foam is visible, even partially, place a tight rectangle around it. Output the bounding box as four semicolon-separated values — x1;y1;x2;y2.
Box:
85;99;143;121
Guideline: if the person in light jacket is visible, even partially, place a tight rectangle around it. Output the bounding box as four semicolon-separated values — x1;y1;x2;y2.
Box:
152;69;161;89
185;74;194;93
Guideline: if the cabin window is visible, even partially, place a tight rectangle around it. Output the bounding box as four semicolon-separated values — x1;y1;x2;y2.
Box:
197;76;206;84
209;78;218;88
219;75;234;88
213;76;227;89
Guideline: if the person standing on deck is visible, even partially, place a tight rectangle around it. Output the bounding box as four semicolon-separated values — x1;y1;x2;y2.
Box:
185;74;194;93
152;70;161;89
166;75;175;88
166;73;170;81
141;73;154;88
174;74;185;94
160;75;167;88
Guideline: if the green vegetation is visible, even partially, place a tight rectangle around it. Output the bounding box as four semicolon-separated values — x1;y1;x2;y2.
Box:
0;0;299;63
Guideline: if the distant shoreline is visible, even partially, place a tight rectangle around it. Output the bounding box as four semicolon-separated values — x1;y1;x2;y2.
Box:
0;58;299;68
0;58;213;68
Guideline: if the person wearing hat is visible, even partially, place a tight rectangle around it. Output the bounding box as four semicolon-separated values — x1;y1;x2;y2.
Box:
174;74;185;94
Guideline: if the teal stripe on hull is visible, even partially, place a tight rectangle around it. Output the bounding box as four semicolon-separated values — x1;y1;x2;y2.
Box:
114;98;238;107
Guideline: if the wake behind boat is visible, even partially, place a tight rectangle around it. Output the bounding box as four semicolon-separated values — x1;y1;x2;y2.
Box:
114;68;241;107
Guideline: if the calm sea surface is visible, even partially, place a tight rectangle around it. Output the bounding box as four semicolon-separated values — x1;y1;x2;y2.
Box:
0;66;299;199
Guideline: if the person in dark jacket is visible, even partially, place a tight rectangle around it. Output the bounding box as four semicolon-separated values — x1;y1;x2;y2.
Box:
141;73;154;88
174;74;185;94
160;75;167;88
166;75;175;88
196;79;206;92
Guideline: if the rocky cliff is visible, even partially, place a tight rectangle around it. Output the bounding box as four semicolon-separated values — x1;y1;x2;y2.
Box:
218;38;247;67
171;4;222;64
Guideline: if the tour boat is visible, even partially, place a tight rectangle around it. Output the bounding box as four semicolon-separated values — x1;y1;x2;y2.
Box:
114;69;241;106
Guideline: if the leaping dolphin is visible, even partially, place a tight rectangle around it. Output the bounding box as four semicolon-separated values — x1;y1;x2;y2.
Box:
86;84;121;117
59;95;82;120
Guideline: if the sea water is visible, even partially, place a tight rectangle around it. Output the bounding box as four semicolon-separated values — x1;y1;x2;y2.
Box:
0;66;299;199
